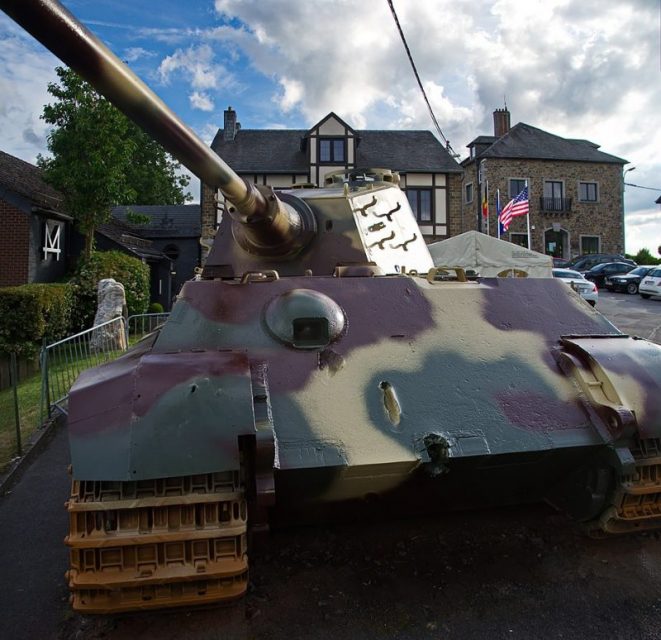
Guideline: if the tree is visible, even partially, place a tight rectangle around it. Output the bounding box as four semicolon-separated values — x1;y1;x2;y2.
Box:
38;67;191;259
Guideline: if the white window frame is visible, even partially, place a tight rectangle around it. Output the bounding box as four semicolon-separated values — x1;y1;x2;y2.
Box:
465;182;474;204
42;220;62;261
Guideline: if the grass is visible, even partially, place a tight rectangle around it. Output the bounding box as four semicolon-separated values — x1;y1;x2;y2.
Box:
0;322;161;472
0;368;45;472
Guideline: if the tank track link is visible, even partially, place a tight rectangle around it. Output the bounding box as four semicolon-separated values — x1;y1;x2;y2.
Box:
599;438;661;534
65;472;248;613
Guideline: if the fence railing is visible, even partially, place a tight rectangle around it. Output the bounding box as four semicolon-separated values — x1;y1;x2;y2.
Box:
126;313;170;344
41;316;127;416
40;313;170;418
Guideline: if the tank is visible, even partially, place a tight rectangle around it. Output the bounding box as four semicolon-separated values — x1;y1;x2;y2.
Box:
4;0;661;615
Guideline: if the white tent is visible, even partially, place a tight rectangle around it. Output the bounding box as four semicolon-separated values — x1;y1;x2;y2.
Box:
428;231;553;278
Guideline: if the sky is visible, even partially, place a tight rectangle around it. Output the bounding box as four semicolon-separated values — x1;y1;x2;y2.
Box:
0;0;659;256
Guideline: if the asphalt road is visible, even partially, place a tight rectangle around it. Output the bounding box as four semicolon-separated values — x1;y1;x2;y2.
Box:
1;289;660;640
596;290;661;345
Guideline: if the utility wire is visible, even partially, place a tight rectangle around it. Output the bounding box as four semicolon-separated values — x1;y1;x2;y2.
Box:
625;183;661;192
386;0;458;158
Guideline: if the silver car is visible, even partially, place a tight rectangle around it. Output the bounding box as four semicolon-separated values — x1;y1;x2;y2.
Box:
552;268;598;306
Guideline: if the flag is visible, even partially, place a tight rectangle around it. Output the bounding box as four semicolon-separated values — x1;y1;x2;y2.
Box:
496;189;504;237
499;187;529;232
481;191;489;219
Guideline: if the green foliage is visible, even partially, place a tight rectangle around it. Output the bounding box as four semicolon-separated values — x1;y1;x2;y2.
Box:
70;251;150;330
148;302;164;313
0;284;73;356
124;208;152;226
632;248;661;265
38;67;191;258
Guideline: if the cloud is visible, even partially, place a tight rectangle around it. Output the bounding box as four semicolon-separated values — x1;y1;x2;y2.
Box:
158;44;220;89
123;47;157;62
190;91;214;111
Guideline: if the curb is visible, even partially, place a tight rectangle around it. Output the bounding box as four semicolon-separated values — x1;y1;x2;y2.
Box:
0;412;65;496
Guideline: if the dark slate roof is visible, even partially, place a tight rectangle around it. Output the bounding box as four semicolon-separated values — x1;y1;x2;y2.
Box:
0;149;65;209
111;204;201;237
211;127;462;174
212;130;309;173
355;131;462;173
476;123;627;164
97;217;167;260
468;135;498;147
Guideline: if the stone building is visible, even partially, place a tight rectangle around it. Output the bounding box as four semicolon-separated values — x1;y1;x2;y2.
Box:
462;109;628;260
200;108;463;256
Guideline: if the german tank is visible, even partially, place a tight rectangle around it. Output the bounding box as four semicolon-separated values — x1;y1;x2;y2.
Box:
4;0;661;615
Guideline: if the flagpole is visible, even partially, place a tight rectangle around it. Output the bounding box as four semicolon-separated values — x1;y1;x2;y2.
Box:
525;180;531;249
496;189;501;239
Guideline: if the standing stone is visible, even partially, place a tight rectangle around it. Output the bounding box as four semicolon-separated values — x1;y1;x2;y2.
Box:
90;278;127;352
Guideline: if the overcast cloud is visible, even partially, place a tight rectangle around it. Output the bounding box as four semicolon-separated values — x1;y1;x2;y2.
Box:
0;0;658;253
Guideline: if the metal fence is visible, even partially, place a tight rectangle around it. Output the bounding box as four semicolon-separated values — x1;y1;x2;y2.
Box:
40;313;170;418
126;312;170;344
41;316;127;416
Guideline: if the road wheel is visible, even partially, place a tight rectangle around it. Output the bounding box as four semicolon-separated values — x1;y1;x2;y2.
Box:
626;282;638;295
641;293;651;299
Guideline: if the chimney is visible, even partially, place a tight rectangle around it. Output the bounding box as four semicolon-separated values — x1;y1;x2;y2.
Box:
223;106;239;141
493;108;511;138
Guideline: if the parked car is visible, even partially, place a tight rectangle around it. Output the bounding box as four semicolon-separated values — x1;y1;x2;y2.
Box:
605;266;657;295
552;257;569;267
552;268;598;306
565;253;635;272
582;262;635;288
639;267;661;299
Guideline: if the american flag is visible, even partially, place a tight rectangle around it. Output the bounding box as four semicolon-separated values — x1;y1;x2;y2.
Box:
499;187;529;231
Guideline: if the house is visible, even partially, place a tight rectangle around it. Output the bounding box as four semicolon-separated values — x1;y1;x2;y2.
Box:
0;149;184;311
462;109;628;260
200;108;464;253
111;204;201;299
0;150;72;287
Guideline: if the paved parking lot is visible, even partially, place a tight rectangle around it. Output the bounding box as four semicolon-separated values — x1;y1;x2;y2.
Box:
596;290;661;344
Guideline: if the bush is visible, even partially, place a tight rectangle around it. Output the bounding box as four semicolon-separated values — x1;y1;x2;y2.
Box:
0;283;74;355
148;302;164;313
70;251;150;330
632;248;661;266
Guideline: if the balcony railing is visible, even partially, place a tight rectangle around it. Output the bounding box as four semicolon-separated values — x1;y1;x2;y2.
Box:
539;197;572;213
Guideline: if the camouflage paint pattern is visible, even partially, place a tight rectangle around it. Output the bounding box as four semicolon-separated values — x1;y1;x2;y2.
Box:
6;0;661;614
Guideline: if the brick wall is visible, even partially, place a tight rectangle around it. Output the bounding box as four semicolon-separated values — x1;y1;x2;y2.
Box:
0;199;29;286
446;173;465;237
200;183;219;264
463;159;624;258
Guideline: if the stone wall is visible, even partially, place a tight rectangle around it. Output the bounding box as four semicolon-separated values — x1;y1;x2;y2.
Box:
463;159;624;258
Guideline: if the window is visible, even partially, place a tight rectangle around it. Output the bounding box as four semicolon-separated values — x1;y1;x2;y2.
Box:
509;179;526;198
163;243;180;261
510;233;529;248
579;182;598;202
544;181;564;199
319;138;345;163
42;221;62;261
406;188;433;223
465;182;473;203
580;236;600;254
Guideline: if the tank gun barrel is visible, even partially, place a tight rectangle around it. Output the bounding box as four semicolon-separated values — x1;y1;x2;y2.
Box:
1;0;313;256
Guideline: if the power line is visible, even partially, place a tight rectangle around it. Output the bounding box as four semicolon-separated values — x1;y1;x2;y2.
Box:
625;183;661;192
386;0;457;158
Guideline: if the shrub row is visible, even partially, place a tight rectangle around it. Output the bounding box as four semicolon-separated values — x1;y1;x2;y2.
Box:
69;250;150;330
0;251;151;355
0;283;74;356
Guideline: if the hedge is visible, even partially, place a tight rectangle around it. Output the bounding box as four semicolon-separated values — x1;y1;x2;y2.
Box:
0;283;74;356
70;251;150;330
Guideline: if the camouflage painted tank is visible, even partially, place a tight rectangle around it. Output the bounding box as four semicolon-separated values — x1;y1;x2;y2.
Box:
4;0;661;615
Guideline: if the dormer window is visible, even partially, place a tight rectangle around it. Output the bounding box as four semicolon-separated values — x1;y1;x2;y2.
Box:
319;138;345;163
